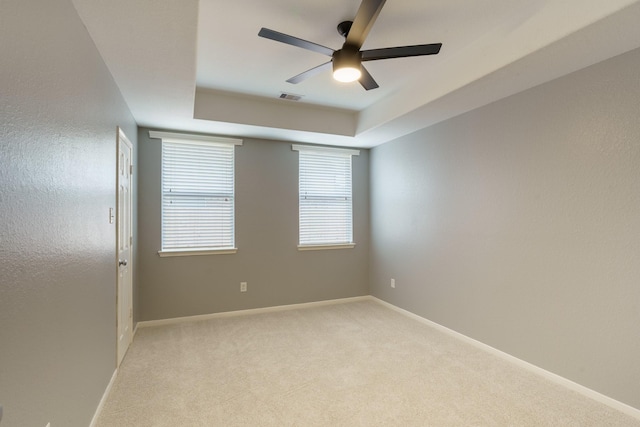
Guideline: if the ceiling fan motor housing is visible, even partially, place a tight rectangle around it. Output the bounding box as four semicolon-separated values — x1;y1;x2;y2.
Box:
332;47;362;73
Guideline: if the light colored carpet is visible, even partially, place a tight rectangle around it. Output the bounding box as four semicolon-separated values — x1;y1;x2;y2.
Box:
96;299;640;426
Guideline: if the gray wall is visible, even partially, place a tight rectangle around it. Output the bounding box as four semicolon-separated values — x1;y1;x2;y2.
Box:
370;48;640;409
0;0;138;426
138;130;369;321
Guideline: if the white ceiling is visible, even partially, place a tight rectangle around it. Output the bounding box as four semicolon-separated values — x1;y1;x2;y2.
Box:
71;0;640;148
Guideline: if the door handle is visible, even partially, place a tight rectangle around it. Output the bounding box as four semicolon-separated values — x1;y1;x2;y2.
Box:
119;259;128;267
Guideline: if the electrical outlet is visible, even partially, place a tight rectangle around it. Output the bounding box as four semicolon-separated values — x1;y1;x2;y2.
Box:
45;423;50;427
390;278;396;288
240;282;247;292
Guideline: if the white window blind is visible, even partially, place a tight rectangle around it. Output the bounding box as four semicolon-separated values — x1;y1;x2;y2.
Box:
293;145;360;247
151;131;242;255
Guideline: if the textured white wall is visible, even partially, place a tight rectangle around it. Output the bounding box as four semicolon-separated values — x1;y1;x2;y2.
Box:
0;0;137;425
370;48;640;409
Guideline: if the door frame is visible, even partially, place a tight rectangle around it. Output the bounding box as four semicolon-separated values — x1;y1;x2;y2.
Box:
116;127;134;367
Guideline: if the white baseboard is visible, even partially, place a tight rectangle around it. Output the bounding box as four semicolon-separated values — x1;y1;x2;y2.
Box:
89;368;117;427
137;295;371;328
370;296;640;421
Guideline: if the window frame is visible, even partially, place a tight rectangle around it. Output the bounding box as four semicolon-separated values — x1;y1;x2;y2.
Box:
292;144;360;251
150;131;242;257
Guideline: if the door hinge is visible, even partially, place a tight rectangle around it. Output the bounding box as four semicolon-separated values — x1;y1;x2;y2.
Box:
129;165;133;175
130;236;133;245
130;307;133;318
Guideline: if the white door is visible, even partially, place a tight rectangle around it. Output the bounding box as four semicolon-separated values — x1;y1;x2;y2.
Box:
117;128;133;366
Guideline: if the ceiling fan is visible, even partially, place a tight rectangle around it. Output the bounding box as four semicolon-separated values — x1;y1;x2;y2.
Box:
258;0;442;90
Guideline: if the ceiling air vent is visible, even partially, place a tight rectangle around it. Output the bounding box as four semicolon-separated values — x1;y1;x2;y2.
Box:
279;93;302;101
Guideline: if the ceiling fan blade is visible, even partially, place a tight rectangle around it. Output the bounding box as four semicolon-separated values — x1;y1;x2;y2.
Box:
346;0;387;49
362;43;442;61
259;28;334;57
286;61;333;84
359;65;379;90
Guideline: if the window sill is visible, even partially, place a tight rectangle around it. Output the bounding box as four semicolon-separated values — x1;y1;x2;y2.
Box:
297;243;356;251
158;248;238;257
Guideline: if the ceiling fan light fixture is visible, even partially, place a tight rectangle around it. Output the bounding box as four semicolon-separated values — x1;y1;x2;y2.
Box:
332;49;362;83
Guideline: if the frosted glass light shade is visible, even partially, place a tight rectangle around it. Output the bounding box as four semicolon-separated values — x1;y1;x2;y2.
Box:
333;66;362;82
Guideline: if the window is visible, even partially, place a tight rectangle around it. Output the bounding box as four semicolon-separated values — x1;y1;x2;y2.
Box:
149;131;242;256
293;144;360;250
